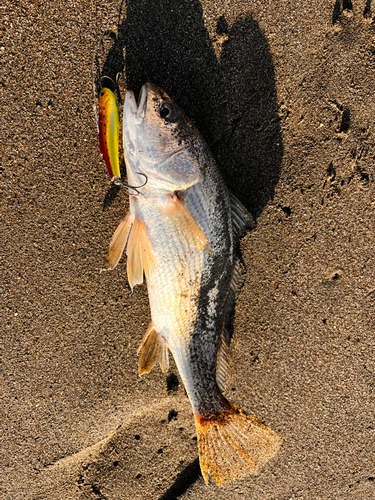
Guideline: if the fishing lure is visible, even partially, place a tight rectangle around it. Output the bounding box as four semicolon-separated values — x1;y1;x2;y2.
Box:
98;87;121;182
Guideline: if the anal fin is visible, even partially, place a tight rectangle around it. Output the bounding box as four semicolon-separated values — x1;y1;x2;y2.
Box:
138;323;169;375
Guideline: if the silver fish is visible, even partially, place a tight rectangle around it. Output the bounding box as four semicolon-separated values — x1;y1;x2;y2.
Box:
105;83;282;485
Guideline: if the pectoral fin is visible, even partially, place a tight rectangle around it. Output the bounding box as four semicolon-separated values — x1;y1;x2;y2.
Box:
138;323;169;375
165;196;211;253
126;218;155;289
103;213;133;271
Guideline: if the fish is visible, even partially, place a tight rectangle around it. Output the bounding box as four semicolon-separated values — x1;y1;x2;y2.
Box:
98;87;121;182
104;83;282;485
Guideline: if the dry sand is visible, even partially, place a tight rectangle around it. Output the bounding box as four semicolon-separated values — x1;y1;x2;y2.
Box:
2;1;375;498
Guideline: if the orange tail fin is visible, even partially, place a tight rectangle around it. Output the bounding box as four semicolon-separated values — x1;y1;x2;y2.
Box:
195;402;282;485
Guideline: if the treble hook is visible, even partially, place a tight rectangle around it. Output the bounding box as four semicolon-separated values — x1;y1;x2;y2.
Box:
112;173;148;196
99;75;123;104
99;75;116;89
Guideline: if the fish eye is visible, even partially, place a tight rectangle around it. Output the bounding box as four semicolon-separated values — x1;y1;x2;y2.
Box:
160;101;179;122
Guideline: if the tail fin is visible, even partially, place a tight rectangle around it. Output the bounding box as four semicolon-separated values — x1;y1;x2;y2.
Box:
195;402;282;485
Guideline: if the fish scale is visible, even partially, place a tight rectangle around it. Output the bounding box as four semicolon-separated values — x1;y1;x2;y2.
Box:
142;194;205;312
104;82;282;485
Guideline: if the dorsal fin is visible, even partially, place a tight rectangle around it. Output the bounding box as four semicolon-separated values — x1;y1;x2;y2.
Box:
216;333;233;392
138;323;169;375
223;258;244;345
216;259;244;391
230;192;254;243
126;218;155;289
103;213;133;271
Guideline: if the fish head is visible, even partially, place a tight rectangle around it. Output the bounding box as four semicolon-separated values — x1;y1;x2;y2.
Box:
123;83;202;192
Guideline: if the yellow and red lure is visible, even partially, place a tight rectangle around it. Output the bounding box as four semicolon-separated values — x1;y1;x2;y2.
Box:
98;87;121;182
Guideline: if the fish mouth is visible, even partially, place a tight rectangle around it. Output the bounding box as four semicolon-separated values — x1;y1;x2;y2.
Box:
124;84;148;119
137;84;148;118
123;85;149;185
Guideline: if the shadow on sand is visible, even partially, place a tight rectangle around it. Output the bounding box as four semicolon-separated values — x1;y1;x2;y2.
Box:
97;0;282;218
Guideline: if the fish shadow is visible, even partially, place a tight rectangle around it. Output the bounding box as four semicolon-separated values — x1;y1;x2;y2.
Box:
157;457;201;500
99;0;283;219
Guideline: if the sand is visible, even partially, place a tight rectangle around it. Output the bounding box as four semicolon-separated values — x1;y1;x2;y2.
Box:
2;0;375;498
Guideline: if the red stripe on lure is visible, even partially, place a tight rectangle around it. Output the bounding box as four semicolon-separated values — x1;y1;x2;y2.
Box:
98;87;121;181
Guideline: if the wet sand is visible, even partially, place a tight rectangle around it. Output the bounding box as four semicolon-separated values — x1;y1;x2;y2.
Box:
2;1;375;498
